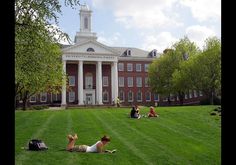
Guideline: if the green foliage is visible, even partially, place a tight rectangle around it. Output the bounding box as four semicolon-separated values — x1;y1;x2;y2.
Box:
15;106;221;164
173;36;221;104
15;0;80;109
148;36;200;100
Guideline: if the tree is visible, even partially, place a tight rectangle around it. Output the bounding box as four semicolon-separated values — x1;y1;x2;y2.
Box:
172;36;221;105
148;36;200;105
15;0;80;110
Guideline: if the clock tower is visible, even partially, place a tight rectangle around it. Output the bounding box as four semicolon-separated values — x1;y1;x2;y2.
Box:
74;4;97;43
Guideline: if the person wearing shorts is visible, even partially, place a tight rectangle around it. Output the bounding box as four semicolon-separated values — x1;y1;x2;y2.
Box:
66;134;111;153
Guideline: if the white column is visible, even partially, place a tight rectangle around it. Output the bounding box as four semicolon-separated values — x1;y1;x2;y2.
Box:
111;61;118;101
96;61;103;105
61;60;67;107
78;61;84;105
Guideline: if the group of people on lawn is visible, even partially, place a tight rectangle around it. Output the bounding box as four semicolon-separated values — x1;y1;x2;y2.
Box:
66;105;159;154
130;105;159;119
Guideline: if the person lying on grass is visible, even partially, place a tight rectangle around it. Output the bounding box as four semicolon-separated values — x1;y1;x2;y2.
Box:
66;134;116;153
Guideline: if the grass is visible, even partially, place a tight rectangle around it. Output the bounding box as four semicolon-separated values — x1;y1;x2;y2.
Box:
15;105;221;165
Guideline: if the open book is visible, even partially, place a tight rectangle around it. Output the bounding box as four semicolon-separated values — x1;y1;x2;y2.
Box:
105;149;117;153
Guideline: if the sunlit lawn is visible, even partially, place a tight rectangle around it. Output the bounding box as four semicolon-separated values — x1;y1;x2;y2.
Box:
15;105;221;165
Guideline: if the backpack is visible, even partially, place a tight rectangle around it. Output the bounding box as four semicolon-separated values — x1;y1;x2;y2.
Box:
28;139;48;151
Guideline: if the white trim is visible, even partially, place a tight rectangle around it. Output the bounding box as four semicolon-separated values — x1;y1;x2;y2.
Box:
128;91;133;102
29;95;37;103
40;93;47;102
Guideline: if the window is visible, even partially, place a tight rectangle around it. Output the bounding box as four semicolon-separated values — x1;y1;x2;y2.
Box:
184;93;188;99
145;77;149;87
118;77;124;87
145;92;151;101
176;95;179;101
137;90;142;102
193;90;198;97
199;91;203;96
84;17;88;29
136;64;142;72
152;49;157;57
53;93;60;102
154;93;159;101
30;95;37;102
87;47;95;52
128;91;133;102
162;97;168;102
189;90;192;98
103;76;108;87
127;63;133;71
103;90;109;102
144;64;149;72
170;94;175;101
118;63;124;71
127;49;131;56
40;93;47;102
68;76;75;86
69;91;75;102
127;77;133;87
119;90;125;101
136;77;142;87
85;73;93;89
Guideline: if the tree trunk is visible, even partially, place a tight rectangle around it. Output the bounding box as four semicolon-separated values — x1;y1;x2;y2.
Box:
210;91;214;105
22;91;29;110
178;91;184;106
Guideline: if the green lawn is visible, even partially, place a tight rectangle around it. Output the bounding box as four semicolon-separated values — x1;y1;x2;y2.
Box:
15;105;221;165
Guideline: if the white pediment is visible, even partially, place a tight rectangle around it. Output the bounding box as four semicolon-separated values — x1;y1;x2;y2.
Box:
62;40;119;56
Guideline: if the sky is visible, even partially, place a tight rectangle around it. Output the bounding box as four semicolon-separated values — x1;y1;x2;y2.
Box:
57;0;221;53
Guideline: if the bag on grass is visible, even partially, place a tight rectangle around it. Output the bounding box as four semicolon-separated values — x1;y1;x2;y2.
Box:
28;139;48;151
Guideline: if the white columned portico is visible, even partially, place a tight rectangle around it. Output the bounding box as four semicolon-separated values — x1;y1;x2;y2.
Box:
61;60;67;107
96;61;103;105
78;60;84;105
111;61;118;102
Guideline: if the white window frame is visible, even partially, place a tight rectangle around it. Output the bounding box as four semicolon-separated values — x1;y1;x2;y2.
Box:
68;76;75;86
103;76;109;87
146;92;151;102
127;77;133;87
127;63;133;72
145;77;149;87
154;93;159;101
136;64;142;72
162;97;168;102
118;63;124;71
40;93;47;102
127;49;131;56
193;90;198;97
30;95;37;102
119;90;125;101
189;90;192;98
69;91;75;102
144;64;149;72
128;91;133;102
118;77;124;87
170;94;175;101
137;90;142;102
199;91;203;96
136;77;142;87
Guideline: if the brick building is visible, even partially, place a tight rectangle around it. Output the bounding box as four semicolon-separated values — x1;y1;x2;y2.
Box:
21;4;204;108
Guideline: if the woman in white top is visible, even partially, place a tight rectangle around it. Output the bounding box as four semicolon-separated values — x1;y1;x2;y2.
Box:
66;134;112;153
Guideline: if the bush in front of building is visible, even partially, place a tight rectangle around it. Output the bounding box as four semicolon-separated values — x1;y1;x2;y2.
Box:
31;105;49;110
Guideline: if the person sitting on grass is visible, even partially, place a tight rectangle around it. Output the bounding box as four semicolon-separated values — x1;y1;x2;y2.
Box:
130;106;141;119
66;134;116;153
148;106;159;117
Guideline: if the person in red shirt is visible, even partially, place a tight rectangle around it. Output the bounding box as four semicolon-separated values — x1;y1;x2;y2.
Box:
148;106;159;117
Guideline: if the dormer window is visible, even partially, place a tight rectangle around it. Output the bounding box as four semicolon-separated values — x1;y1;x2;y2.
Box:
152;49;157;57
87;47;95;52
127;49;131;56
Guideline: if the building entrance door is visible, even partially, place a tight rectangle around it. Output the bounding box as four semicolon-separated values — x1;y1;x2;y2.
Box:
86;93;93;105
